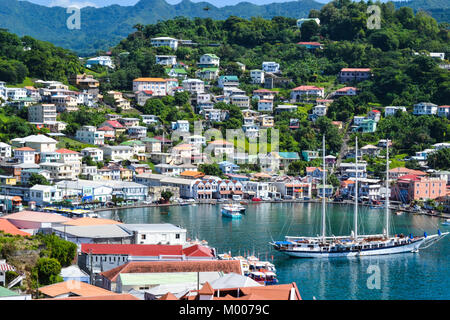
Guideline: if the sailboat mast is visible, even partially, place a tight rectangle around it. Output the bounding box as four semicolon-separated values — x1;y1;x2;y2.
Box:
354;137;358;240
322;135;326;242
385;140;390;238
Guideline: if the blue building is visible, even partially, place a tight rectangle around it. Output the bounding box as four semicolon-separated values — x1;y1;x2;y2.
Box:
218;161;240;174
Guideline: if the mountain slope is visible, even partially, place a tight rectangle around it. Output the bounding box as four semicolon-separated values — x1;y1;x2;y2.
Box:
0;0;322;55
0;0;447;56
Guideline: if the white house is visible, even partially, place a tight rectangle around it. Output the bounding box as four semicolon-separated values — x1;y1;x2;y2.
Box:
257;100;273;112
312;104;328;117
150;37;179;50
14;147;37;164
28;104;57;123
413;102;438;115
171;120;189;132
250;70;264;84
11;135;57;153
127;126;147;139
102;146;134;161
290;86;324;102
81;147;103;162
262;62;280;73
437;105;450;119
155;55;177;66
199;54;220;67
182;79;204;94
132;78;167;96
0;142;12;158
141;115;159;125
76;126;105;146
385;106;407;117
85;56;114;69
121;224;187;245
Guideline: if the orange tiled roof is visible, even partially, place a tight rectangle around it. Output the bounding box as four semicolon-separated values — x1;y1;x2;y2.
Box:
38;280;115;298
0;219;31;236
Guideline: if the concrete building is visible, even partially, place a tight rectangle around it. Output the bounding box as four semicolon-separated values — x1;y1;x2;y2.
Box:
28;104;57;123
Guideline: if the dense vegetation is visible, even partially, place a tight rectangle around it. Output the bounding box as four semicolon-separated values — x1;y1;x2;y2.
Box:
0;0;448;55
0;29;83;84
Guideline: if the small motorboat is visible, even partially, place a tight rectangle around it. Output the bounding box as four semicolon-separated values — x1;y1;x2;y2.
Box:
442;219;450;226
221;204;246;219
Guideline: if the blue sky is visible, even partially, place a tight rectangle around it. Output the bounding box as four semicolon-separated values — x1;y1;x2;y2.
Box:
24;0;332;8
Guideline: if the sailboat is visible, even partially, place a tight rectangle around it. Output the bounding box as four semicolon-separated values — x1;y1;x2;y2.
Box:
270;136;448;258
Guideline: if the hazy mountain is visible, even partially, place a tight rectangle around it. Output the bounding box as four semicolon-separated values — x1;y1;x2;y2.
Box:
1;0;448;56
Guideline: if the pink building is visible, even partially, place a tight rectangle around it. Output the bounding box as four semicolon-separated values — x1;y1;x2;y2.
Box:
392;175;447;202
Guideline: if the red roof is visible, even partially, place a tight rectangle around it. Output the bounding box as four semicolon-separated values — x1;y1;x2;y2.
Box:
297;42;322;46
81;243;214;258
104;120;124;129
336;87;357;92
370;109;380;113
439;105;450;108
97;126;114;131
182;244;215;258
142;90;153;95
397;174;421;181
341;68;371;72
81;243;182;256
292;85;324;91
56;148;79;154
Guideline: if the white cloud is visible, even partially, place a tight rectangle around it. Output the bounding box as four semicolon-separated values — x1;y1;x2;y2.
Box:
49;0;98;8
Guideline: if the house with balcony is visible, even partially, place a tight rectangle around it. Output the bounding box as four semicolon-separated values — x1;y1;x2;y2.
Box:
0;142;11;159
133;78;167;96
76;126;105;146
81;147;104;162
230;95;250;109
437;105;450;119
413;102;438;115
39;162;75;181
257;100;273;112
262;62;280;73
127;126;147;139
252;89;278;101
338;68;372;83
182;79;204;94
250;70;264;84
150;37;178;50
290;86;324;102
28;104;57;124
385;106;407;117
198;54;220;67
102;146;134;161
155;55;177;66
14;147;37;164
218;76;239;89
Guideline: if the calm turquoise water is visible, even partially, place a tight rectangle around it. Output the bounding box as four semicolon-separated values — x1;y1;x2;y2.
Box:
98;203;450;300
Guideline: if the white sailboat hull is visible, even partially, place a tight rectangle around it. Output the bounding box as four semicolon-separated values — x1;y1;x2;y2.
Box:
273;238;426;258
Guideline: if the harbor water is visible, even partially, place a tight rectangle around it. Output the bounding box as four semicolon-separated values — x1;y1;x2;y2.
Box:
98;202;449;300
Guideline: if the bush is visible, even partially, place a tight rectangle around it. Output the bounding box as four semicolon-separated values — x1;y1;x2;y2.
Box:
35;257;62;286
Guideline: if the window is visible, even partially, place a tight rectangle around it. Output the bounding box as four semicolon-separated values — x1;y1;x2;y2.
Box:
175;234;180;239
141;234;146;240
